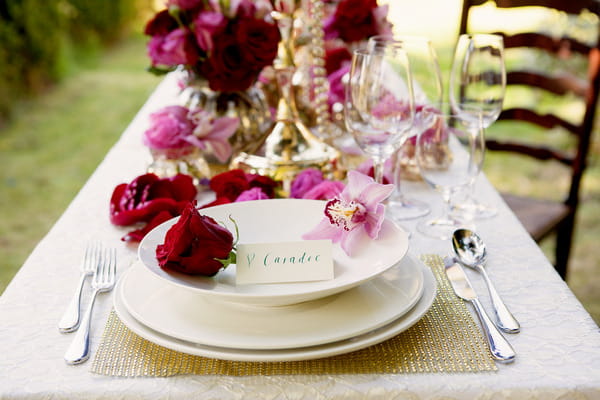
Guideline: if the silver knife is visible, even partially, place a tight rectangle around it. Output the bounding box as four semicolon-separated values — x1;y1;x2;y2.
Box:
444;257;516;363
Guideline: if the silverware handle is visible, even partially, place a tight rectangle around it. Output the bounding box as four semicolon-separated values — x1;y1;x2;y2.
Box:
64;289;99;365
472;298;516;363
58;273;88;333
480;266;520;333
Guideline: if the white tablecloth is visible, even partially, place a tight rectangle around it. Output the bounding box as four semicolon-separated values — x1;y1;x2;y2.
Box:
1;75;599;400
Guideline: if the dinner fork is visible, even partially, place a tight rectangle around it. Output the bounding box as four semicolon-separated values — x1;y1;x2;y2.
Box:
64;247;116;365
58;242;101;333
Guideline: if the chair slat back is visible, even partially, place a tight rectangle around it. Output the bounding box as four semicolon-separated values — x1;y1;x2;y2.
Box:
459;0;600;208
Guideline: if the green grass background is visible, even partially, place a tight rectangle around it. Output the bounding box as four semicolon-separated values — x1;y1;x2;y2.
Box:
0;32;598;325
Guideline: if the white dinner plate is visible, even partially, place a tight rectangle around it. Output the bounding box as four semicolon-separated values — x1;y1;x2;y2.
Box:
119;254;424;350
113;257;437;362
138;199;409;306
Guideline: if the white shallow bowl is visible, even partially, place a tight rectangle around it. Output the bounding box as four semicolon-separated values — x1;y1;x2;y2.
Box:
138;199;409;306
114;256;437;362
119;255;424;350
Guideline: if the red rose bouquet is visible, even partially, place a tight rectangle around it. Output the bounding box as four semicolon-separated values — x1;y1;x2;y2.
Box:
145;0;281;92
157;201;237;276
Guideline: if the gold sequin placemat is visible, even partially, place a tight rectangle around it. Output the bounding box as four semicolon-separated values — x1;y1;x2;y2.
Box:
91;255;497;376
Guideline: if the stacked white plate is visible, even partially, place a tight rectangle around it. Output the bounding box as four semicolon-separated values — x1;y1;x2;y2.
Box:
114;199;437;362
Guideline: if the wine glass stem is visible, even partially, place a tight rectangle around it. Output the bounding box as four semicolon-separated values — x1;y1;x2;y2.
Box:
373;157;385;184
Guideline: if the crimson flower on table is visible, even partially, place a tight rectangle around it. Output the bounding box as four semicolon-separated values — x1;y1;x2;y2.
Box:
108;168;345;243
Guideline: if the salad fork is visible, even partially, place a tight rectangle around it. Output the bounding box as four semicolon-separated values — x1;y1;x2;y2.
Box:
64;247;116;365
58;242;101;333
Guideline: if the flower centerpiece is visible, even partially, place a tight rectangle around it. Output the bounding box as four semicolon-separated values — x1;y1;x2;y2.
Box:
145;0;280;92
144;0;281;163
294;0;393;135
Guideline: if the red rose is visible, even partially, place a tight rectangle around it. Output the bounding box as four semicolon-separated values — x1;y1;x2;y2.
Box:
325;45;352;75
208;169;280;201
234;17;280;68
325;0;379;43
209;169;250;201
110;173;197;226
246;173;279;198
144;9;178;36
156;202;234;276
199;34;259;92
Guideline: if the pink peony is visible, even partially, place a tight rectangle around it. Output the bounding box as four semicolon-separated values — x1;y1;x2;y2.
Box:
235;187;270;202
143;106;195;149
290;168;324;199
193;12;227;52
147;28;198;67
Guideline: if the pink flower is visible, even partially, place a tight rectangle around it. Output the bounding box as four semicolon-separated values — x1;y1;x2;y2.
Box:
143;106;195;149
235;187;270;202
186;110;239;162
371;93;412;120
302;170;393;256
144;1;279;92
290;168;324;198
193;11;227;52
147;28;198;67
143;105;239;162
302;180;345;200
327;64;350;109
323;0;391;43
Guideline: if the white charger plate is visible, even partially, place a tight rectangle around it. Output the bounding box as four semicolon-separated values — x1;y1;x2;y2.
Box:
113;257;437;362
119;255;424;350
138;199;409;306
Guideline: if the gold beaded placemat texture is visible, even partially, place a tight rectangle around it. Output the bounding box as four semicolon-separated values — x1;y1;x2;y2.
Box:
91;255;497;376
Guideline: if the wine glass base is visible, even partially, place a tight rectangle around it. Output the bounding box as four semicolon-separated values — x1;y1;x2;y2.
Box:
452;200;498;220
387;197;431;220
417;216;474;240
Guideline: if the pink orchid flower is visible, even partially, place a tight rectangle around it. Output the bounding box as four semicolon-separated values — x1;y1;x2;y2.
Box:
302;170;393;256
186;109;239;162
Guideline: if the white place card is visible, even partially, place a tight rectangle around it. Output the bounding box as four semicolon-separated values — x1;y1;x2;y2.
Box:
236;240;334;285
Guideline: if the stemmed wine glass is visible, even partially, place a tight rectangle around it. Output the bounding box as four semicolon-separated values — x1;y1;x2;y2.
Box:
369;35;443;220
415;108;485;240
344;46;415;184
449;33;506;219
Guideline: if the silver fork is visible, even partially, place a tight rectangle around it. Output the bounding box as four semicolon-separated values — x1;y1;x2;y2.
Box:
64;247;116;365
58;242;101;333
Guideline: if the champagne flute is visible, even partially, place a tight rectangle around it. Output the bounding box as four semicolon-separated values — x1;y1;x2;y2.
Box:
369;35;443;220
416;108;485;240
344;46;415;184
449;33;506;219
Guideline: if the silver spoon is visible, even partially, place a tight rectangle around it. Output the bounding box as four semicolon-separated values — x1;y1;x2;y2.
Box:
452;229;520;333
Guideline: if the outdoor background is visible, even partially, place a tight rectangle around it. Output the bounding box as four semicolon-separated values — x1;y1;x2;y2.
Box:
0;0;598;325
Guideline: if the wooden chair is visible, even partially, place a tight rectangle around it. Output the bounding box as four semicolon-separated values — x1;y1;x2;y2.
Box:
458;0;600;279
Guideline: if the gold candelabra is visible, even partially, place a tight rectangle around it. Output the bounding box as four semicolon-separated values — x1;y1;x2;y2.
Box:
230;0;342;192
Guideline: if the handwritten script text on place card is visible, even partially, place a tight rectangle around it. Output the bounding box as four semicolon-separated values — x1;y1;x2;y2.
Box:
236;240;333;285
